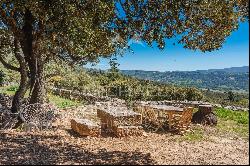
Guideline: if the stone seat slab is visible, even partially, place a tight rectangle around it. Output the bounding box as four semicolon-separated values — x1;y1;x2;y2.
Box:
71;118;101;137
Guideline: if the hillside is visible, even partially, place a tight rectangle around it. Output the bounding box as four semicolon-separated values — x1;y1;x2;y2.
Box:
121;66;249;92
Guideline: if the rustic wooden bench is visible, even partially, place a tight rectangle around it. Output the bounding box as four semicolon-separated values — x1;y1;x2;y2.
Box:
97;106;143;136
113;125;144;137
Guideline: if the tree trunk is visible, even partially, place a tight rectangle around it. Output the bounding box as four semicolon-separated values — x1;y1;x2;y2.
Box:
19;9;46;104
29;63;46;104
191;105;217;126
11;69;29;113
11;69;29;129
11;37;29;113
10;37;30;128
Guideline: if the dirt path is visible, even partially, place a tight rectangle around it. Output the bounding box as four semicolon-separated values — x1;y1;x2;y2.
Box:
0;129;248;165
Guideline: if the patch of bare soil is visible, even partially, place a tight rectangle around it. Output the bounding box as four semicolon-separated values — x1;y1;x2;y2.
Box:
0;106;248;165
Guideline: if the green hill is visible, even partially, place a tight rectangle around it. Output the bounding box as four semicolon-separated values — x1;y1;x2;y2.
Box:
121;66;249;92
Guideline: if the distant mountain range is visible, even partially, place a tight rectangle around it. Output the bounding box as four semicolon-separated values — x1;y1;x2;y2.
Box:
196;66;249;73
121;66;249;92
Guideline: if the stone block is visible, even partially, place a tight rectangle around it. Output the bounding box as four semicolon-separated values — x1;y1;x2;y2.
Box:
71;118;101;137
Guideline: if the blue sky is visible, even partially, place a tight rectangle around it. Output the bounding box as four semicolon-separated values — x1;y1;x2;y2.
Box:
86;22;249;72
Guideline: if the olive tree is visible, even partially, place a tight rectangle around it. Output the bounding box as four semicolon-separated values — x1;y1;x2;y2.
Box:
0;0;248;114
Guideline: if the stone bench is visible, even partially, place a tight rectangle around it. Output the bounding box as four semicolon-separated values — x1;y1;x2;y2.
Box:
71;118;101;137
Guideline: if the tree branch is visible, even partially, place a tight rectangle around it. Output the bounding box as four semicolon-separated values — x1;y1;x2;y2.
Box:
13;36;26;69
0;56;20;72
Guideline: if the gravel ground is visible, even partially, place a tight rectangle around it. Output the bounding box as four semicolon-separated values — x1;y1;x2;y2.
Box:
0;106;248;165
0;130;248;165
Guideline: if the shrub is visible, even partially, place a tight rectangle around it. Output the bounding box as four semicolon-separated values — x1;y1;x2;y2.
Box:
215;108;249;125
7;85;19;92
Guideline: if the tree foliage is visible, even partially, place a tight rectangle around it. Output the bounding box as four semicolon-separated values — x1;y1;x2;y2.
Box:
115;0;249;51
1;0;248;65
0;0;248;112
227;91;236;102
1;0;122;63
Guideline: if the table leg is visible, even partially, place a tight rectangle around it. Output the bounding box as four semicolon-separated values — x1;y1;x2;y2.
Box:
168;112;173;131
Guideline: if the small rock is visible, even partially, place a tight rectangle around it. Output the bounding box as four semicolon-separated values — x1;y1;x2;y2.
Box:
142;132;148;137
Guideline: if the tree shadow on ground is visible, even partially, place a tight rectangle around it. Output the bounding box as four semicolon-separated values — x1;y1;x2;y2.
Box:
0;131;156;165
65;128;85;138
66;128;125;138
